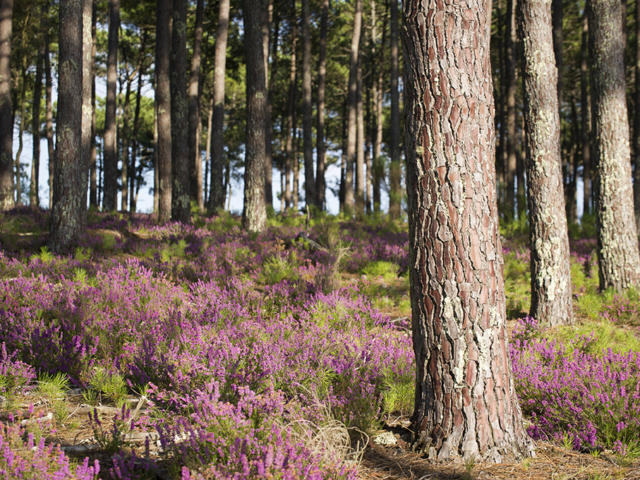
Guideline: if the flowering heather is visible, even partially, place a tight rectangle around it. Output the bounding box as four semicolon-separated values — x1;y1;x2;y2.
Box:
0;343;35;395
0;211;413;478
0;421;99;479
511;316;640;454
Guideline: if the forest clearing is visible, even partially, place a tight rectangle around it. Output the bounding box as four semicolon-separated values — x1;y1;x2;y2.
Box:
3;0;640;478
0;209;639;479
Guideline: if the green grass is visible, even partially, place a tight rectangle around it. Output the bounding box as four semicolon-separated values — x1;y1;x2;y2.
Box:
361;261;399;282
546;320;640;356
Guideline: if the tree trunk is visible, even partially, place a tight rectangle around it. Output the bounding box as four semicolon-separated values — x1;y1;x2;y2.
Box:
171;0;190;222
156;0;172;223
634;0;640;229
301;0;314;210
355;54;365;217
242;0;268;232
103;0;119;211
120;65;133;212
30;48;43;207
588;0;640;291
89;1;97;208
14;68;25;206
284;4;297;212
505;0;518;219
315;0;328;210
51;0;85;251
263;0;273;207
344;0;362;216
188;0;204;209
0;0;13;210
81;0;92;212
373;2;385;213
403;0;534;461
204;93;213;205
130;36;145;213
209;0;230;212
551;0;562;104
581;12;591;216
45;37;54;209
388;0;401;217
519;0;573;326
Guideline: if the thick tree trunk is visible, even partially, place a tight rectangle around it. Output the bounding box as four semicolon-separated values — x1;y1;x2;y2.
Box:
505;0;518;219
519;0;573;326
388;0;401;217
156;0;172;223
302;0;314;209
242;0;268;232
551;0;562;104
89;1;97;208
103;0;119;211
634;0;640;229
171;0;190;222
344;0;362;216
588;0;640;290
209;0;230;212
30;49;43;207
80;0;92;211
188;0;204;209
51;0;85;251
0;0;13;210
315;0;328;210
45;38;54;209
403;0;534;461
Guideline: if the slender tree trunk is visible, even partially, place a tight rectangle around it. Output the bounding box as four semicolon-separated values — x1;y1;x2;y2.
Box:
355;55;365;217
0;0;13;210
588;0;640;290
284;6;297;211
45;38;54;209
301;0;314;209
51;0;85;251
14;69;25;206
204;94;213;205
103;0;119;211
581;12;591;216
519;0;573;326
242;0;268;232
120;67;133;211
80;0;92;212
130;32;146;212
171;0;190;222
188;0;204;209
344;0;362;215
505;0;518;219
315;0;328;210
30;49;43;207
89;1;97;208
209;0;230;211
403;0;534;461
388;0;401;217
293;127;299;208
263;0;274;207
373;3;385;213
156;0;172;223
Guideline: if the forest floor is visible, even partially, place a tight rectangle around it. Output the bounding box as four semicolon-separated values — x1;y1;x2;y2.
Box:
1;209;640;479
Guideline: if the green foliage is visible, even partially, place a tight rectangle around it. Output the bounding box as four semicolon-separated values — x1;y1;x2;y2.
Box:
260;254;299;285
547;320;640;356
500;215;529;239
361;260;399;282
37;372;69;400
503;252;531;318
30;246;54;264
88;367;128;407
381;370;414;417
160;239;188;263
